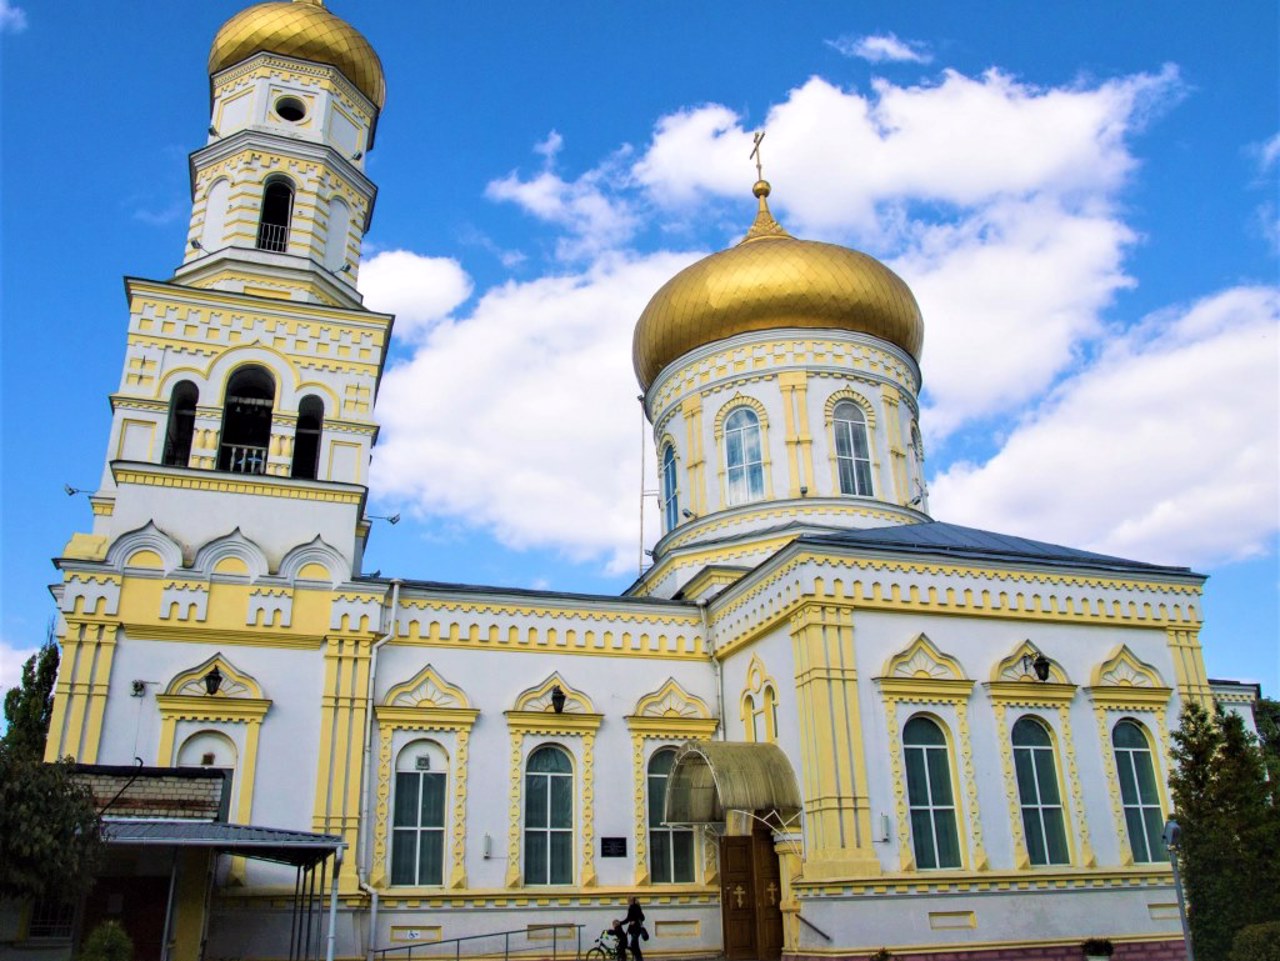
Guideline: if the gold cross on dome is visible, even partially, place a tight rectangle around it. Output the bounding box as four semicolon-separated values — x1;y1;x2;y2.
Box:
750;130;766;180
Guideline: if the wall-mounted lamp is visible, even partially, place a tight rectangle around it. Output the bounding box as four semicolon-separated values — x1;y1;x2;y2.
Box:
643;549;655;558
1021;650;1051;682
338;263;352;273
799;486;808;497
131;680;147;698
190;238;203;250
203;666;224;696
550;685;567;714
369;513;400;525
681;509;697;520
351;150;363;161
64;484;89;497
208;125;219;137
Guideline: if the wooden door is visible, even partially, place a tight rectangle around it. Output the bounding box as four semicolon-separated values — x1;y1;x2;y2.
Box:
719;836;757;961
752;827;784;961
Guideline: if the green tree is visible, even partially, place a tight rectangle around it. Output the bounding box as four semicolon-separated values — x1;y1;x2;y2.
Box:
0;636;104;902
1168;701;1280;961
1254;696;1280;781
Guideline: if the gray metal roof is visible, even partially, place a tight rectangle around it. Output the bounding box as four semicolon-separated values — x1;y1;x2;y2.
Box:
104;819;344;867
798;521;1200;577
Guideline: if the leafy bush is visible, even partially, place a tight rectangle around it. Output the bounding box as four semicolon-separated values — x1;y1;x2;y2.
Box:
1230;923;1280;961
79;920;133;961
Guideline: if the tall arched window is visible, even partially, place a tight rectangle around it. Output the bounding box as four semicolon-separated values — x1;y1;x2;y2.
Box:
291;395;324;480
647;749;694;882
833;400;873;496
1012;717;1070;865
725;407;764;505
661;444;679;531
256;177;294;252
903;716;961;869
162;380;199;468
1112;720;1168;863
218;366;275;474
524;745;573;884
391;741;448;885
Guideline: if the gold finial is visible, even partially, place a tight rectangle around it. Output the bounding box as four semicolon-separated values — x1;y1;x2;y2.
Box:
742;130;790;243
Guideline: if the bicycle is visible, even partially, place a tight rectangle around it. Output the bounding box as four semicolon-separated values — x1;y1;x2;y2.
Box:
584;928;623;961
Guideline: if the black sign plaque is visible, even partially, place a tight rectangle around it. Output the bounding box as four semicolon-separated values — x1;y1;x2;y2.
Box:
601;837;627;857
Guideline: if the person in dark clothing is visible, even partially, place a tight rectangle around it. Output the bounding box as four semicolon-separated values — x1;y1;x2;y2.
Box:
624;897;646;961
610;919;627;961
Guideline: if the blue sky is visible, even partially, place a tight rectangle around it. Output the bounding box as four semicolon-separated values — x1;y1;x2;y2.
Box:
1;1;1276;698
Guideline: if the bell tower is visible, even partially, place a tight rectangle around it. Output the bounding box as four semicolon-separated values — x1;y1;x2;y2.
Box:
66;0;393;577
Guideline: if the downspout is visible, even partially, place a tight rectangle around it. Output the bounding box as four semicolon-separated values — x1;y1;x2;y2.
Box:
358;578;401;961
698;599;724;740
325;847;344;961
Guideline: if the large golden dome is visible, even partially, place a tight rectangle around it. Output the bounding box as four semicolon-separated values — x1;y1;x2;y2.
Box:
209;0;385;109
633;182;923;390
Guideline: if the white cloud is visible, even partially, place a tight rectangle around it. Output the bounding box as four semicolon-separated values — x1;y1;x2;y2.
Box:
0;643;39;696
1258;132;1280;172
929;286;1280;567
371;251;701;573
827;33;932;64
486;151;639;261
0;0;27;34
358;250;473;339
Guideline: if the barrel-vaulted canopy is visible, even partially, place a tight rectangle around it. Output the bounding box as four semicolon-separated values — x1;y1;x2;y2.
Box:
663;740;802;826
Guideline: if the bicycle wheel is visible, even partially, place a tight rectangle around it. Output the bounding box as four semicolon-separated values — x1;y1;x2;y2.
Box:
585;947;609;961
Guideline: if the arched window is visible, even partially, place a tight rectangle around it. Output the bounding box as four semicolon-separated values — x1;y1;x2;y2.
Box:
833;400;873;496
218;366;275;474
291;395;324;480
903;716;961;869
647;749;694;882
1011;717;1070;865
724;407;764;505
162;380;199;468
524;745;573;884
661;444;679;532
1112;720;1168;863
256;177;294;253
391;741;448;885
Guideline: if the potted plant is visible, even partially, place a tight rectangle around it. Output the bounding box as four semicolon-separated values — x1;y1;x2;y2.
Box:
1081;939;1114;961
869;950;893;961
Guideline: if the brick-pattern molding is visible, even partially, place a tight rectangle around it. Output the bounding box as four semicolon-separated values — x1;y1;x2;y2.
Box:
785;940;1186;961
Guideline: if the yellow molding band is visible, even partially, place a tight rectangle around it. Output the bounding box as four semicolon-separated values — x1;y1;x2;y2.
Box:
112;467;365;504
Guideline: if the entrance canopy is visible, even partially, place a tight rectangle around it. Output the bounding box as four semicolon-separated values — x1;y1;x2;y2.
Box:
104;819;344;868
664;741;802;827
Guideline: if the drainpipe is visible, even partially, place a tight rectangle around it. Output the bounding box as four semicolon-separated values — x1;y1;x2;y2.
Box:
698;599;724;740
357;578;400;960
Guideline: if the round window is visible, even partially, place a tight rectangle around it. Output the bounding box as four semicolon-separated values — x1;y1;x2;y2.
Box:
274;96;307;123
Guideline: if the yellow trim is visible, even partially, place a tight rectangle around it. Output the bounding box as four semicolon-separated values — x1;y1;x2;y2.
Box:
112;466;364;504
681;395;706;517
778;371;813;497
47;621;119;763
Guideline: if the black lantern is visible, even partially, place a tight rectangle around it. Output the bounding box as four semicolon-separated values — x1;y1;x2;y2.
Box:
203;666;224;695
550;685;566;714
1021;652;1051;682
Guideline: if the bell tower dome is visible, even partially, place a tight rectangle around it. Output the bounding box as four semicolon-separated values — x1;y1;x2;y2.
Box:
632;182;930;600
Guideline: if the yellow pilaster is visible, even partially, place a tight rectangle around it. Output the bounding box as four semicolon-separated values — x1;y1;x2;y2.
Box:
312;634;372;892
881;387;907;503
47;620;118;763
778;372;812;497
1165;627;1212;707
171;848;212;961
789;603;879;878
681;394;706;516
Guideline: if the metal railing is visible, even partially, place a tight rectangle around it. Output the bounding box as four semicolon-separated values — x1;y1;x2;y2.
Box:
256;221;290;252
373;924;583;961
221;444;269;475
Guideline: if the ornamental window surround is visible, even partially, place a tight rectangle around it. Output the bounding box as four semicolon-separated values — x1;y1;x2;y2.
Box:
724;406;765;506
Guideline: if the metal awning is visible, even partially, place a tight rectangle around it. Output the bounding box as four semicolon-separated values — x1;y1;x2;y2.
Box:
663;740;802;827
104;819;344;868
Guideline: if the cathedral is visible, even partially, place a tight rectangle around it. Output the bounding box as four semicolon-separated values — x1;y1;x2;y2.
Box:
7;2;1255;960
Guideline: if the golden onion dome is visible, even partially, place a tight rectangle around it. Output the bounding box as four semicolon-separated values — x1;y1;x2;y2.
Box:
633;181;923;390
209;0;385;109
